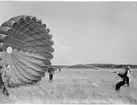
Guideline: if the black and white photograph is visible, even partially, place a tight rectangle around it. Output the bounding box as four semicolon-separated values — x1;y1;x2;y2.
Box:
0;0;137;104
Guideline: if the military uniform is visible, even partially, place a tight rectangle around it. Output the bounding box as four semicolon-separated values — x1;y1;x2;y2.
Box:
0;67;10;96
115;66;132;91
48;68;55;81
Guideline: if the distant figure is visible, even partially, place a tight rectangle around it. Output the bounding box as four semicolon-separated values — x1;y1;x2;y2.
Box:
0;65;11;96
53;68;61;72
48;67;55;81
56;68;61;72
58;68;61;72
114;66;132;91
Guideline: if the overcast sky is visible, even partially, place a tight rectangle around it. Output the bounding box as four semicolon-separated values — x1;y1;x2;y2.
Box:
0;1;137;65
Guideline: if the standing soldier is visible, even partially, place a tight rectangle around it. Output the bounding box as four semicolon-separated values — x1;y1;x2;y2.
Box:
0;64;10;96
113;66;132;91
58;68;61;72
3;65;11;87
48;67;55;81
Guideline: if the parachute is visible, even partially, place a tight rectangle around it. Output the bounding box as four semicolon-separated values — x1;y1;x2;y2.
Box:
0;15;54;87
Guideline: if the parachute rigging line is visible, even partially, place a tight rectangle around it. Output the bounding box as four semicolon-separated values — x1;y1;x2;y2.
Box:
8;27;43;54
23;19;53;45
0;15;54;86
17;22;52;47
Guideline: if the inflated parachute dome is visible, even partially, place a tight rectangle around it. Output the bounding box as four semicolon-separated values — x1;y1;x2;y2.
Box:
0;15;54;87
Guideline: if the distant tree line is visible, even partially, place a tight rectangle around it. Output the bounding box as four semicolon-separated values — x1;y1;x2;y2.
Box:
51;64;137;69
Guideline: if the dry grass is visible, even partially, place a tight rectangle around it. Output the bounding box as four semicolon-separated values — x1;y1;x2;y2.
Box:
0;68;137;104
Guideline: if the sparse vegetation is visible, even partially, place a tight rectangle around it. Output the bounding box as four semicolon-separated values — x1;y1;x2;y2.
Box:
0;68;137;104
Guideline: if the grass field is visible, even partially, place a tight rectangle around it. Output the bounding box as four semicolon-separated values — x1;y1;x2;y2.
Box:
0;68;137;104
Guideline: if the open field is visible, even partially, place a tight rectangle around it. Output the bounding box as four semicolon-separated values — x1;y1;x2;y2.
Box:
0;68;137;104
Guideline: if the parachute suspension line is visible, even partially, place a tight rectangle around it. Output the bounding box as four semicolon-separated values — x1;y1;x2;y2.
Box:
13;53;39;73
10;20;53;54
3;42;51;65
9;28;43;54
17;23;51;47
1;18;52;63
10;54;23;84
4;42;36;53
3;36;47;54
14;52;44;69
0;16;53;87
25;20;52;45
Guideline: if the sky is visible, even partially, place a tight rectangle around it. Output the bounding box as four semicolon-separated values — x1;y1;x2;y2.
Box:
0;1;137;65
